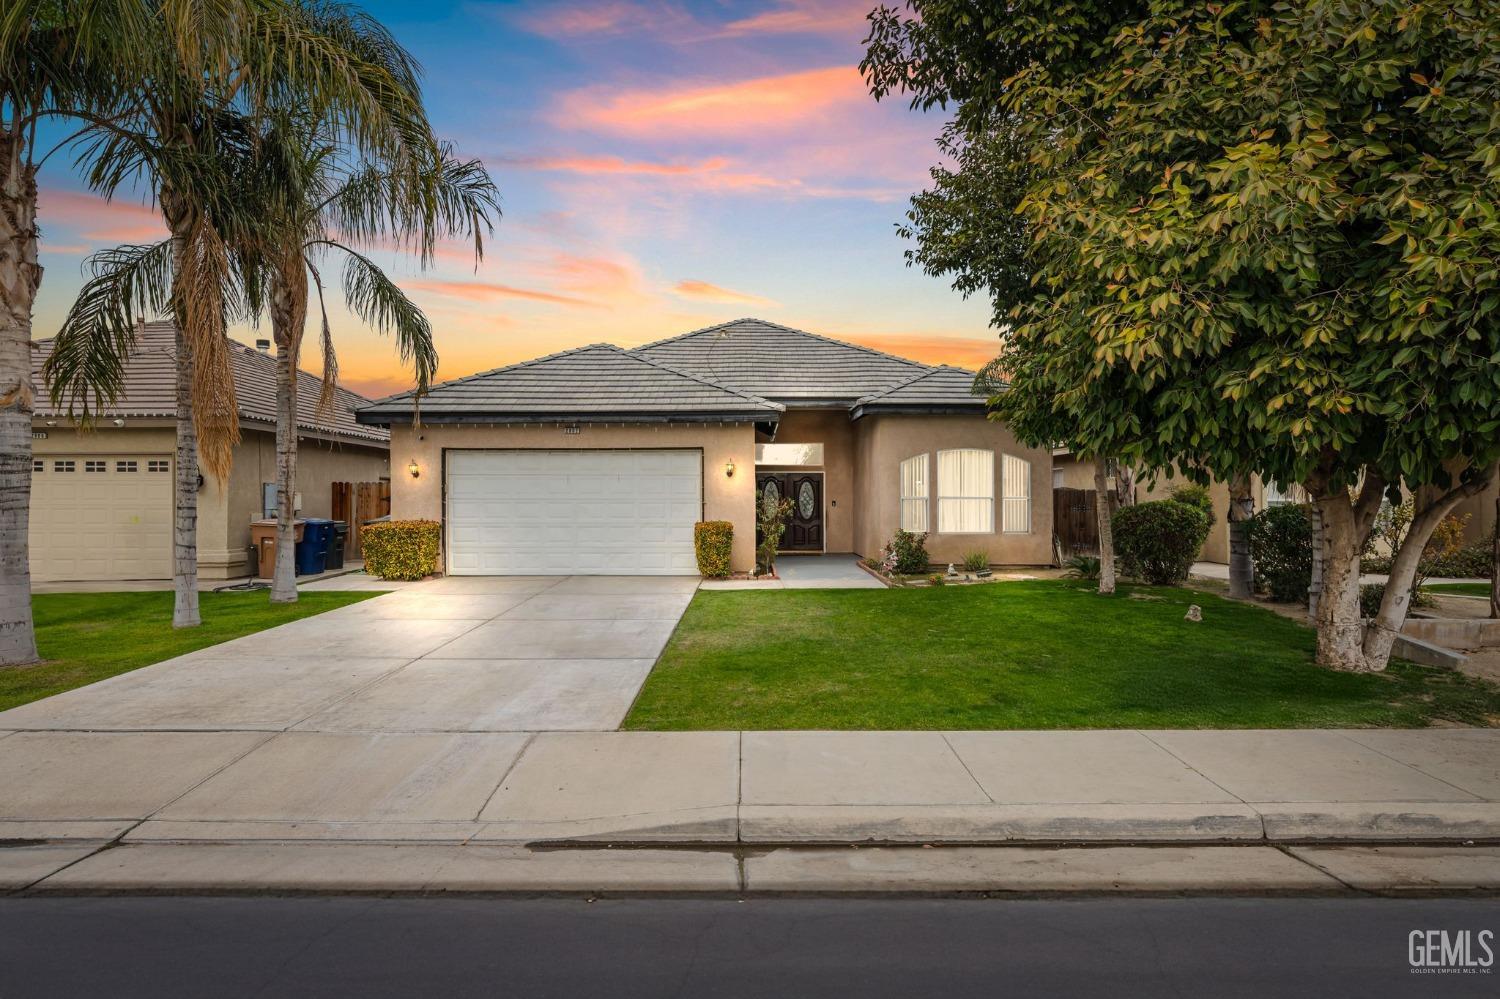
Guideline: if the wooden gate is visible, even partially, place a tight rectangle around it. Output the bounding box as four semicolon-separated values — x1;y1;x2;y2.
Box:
331;480;391;557
1053;487;1099;558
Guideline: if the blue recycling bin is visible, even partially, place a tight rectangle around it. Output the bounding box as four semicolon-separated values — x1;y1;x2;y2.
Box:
295;518;334;575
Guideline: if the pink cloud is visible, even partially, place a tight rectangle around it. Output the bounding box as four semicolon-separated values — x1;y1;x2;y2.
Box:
507;154;731;176
38;189;166;243
717;0;871;38
672;280;777;306
555;66;865;136
510;0;871;42
406;279;598;308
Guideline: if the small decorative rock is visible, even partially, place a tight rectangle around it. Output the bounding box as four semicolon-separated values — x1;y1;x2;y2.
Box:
946;563;958;576
1184;604;1203;622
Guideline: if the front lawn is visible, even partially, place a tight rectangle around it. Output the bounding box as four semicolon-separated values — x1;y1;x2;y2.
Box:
1423;582;1493;598
0;590;383;712
624;580;1500;730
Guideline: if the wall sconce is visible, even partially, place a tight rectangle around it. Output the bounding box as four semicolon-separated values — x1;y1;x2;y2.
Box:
407;459;421;479
724;460;736;478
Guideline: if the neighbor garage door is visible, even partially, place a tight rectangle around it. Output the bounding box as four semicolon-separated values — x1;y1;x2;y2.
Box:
445;449;702;575
30;455;174;581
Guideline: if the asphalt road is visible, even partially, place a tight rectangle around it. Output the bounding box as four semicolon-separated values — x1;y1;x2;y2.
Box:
2;896;1496;998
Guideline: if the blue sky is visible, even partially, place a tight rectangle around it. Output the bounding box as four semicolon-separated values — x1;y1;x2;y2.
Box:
32;0;997;398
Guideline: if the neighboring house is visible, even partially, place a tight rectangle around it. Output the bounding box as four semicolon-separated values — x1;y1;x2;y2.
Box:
358;318;1052;576
31;321;390;582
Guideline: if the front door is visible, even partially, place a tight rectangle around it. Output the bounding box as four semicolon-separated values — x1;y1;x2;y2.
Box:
755;472;823;552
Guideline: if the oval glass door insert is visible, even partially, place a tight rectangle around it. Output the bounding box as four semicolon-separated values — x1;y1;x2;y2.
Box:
798;481;816;519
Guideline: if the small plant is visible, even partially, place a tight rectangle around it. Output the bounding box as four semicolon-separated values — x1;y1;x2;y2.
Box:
1063;554;1101;580
961;551;988;573
361;520;441;581
927;572;946;586
693;521;733;578
1169;482;1214;517
1248;504;1314;602
756;496;793;575
878;529;929;575
1112;500;1211;585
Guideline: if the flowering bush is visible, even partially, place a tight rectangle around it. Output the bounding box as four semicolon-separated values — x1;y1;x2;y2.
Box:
878;529;930;576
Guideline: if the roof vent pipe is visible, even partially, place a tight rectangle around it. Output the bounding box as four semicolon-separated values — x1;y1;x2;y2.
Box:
255;339;271;353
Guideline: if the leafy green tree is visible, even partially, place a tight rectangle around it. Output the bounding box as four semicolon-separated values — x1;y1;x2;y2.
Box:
44;0;437;627
865;0;1500;671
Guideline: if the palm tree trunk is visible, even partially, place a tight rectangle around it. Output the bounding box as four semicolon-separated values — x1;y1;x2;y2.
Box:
269;261;308;603
164;195;200;628
0;128;40;665
1491;497;1498;620
1227;473;1254;599
1094;457;1116;595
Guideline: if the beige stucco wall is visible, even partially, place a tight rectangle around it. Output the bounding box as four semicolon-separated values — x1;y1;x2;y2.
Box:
389;422;759;573
853;414;1054;567
1450;478;1499;546
214;428;389;577
758;409;856;553
1052;453;1095;490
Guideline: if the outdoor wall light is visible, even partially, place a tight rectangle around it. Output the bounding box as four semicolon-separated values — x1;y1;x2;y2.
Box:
724;460;736;478
408;459;421;479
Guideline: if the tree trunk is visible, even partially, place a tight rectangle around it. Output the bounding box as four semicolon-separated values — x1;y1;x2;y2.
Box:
1308;492;1367;670
1491;497;1498;620
1227;473;1254;600
1094;457;1116;595
269;261;308;603
1363;468;1500;669
165;196;200;628
0;129;41;666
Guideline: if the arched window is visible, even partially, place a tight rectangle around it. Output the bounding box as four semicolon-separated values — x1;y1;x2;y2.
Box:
899;454;928;532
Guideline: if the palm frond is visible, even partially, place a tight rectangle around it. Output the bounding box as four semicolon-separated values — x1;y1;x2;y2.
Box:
43;240;172;421
335;243;436;394
307;258;339;419
174;210;240;481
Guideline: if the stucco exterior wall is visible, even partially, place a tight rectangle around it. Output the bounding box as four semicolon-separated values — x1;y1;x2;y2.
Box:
389;422;759;573
852;414;1054;567
758;408;856;553
218;429;390;577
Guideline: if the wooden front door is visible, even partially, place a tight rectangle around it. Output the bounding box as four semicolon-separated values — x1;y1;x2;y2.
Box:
756;472;824;552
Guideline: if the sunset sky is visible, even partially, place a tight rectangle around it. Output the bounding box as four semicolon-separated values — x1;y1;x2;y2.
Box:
30;0;1001;400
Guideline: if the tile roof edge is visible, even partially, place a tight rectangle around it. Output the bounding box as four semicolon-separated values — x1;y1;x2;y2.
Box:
360;342;624;408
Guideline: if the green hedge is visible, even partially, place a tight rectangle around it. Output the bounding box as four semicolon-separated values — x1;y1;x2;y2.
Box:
362;520;441;581
694;521;733;578
1248;504;1314;602
1113;500;1211;585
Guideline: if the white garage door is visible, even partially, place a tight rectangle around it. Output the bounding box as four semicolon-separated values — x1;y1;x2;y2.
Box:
30;455;174;581
445;449;703;575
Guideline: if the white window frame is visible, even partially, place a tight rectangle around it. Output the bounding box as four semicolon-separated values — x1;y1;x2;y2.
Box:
936;448;995;534
899;454;929;532
1264;480;1294;507
1002;454;1032;533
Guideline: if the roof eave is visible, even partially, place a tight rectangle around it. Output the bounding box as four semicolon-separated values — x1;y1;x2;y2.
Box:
357;410;779;427
849;402;991;421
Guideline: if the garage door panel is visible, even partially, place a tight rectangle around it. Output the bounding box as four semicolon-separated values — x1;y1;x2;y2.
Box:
445;449;703;576
31;456;173;582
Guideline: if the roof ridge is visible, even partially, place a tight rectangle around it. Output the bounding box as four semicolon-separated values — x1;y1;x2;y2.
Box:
613;343;783;411
228;337;375;405
634;317;931;370
852;366;940;406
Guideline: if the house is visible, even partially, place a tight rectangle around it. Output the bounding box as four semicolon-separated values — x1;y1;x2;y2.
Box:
31;321;390;582
357;318;1053;575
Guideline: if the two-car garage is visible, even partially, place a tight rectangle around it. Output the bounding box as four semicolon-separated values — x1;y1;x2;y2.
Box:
444;449;704;576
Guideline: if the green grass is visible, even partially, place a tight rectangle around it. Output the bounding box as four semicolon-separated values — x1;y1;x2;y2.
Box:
1423;582;1493;597
624;580;1500;730
1;590;383;712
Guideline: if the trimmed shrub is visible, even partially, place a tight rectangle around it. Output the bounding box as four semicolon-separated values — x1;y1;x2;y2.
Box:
878;529;930;575
1169;482;1214;518
1112;500;1211;585
362;520;441;581
1248;504;1313;602
1426;537;1494;579
693;521;733;578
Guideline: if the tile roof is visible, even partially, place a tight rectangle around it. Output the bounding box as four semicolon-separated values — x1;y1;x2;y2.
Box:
850;365;991;418
34;320;389;445
631;318;930;403
357;343;784;424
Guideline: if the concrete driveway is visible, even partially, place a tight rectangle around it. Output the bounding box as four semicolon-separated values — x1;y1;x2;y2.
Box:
0;575;697;736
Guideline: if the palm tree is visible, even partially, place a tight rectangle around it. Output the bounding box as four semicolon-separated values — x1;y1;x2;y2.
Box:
43;0;438;627
0;0;262;664
238;118;499;601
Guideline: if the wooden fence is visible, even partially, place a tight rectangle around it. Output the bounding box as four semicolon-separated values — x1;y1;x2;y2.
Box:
331;480;391;557
1053;487;1099;558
